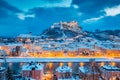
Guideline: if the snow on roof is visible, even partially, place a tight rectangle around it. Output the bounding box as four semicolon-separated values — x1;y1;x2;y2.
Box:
56;66;72;73
79;66;85;73
20;47;28;53
79;66;99;74
102;65;120;71
0;50;5;53
22;62;44;71
6;43;23;46
0;50;7;56
95;41;120;50
0;67;6;71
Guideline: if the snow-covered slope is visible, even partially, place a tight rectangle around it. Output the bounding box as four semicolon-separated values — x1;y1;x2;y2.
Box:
41;21;82;39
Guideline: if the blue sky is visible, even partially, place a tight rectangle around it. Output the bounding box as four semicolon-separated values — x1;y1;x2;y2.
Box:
0;0;120;36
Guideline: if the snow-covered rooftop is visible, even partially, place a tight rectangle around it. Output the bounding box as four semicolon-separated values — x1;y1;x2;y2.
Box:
95;41;120;50
79;66;85;73
22;62;44;71
101;65;120;71
79;65;100;74
0;67;6;71
6;43;23;46
56;66;72;73
0;50;7;56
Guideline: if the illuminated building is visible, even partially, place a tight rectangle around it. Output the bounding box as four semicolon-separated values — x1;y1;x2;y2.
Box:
22;62;44;80
56;65;72;80
101;65;120;80
79;64;100;80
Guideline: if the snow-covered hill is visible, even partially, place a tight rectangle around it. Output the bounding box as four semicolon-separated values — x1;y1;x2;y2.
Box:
41;21;82;39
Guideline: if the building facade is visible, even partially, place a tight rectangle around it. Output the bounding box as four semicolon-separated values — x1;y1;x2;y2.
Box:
56;65;72;80
22;62;44;80
101;65;120;80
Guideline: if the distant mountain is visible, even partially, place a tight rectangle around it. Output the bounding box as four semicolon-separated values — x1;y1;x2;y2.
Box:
41;21;82;39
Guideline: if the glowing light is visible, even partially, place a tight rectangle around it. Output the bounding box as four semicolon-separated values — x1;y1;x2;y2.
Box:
48;62;53;69
100;62;104;66
59;62;64;66
68;62;72;67
111;62;116;66
79;62;84;66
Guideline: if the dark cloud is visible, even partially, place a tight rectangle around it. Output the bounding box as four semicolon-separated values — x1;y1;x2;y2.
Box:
0;0;120;36
0;0;25;36
72;0;120;17
26;7;81;34
72;0;120;11
81;14;120;31
100;14;120;30
0;8;8;18
0;0;22;13
0;0;22;20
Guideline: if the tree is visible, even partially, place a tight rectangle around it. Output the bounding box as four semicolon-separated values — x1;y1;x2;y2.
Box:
6;67;13;80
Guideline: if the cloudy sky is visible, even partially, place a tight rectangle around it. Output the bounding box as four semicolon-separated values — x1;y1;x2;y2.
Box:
0;0;120;36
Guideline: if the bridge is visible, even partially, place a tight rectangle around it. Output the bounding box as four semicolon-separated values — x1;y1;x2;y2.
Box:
0;57;120;62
